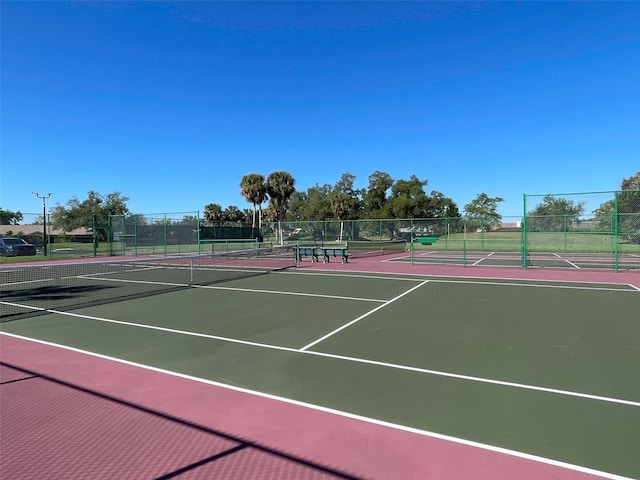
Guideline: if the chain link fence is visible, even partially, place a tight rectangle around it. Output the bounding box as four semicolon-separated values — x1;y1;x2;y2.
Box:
523;190;640;271
3;192;638;271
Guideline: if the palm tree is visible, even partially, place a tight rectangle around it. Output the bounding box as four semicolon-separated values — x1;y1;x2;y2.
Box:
203;203;223;225
265;171;296;244
239;173;267;230
330;192;351;242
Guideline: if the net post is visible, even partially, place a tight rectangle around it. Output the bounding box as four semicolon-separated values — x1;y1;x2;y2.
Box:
189;257;194;286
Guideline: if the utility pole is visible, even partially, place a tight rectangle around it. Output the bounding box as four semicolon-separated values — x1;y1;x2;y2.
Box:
32;192;53;255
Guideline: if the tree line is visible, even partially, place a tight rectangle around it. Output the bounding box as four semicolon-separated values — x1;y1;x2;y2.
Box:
2;171;638;239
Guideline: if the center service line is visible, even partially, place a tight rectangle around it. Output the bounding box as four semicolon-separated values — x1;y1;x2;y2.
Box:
299;280;429;351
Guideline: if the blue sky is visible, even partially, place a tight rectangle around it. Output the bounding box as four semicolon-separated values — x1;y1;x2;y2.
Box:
2;1;639;220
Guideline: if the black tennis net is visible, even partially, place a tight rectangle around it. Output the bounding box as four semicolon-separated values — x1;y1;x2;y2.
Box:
346;239;407;258
0;245;297;321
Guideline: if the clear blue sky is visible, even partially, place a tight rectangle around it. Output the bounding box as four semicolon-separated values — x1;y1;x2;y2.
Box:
2;1;639;220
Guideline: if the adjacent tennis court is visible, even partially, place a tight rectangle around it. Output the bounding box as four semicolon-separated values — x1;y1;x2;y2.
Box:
406;249;640;270
1;251;639;479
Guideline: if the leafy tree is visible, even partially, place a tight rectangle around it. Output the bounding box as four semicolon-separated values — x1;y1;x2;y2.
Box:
464;193;504;231
444;203;461;219
203;203;223;224
329;173;363;241
527;195;585;232
239;173;267;229
363;171;393;219
386;175;430;219
50;191;129;240
424;190;458;218
594;172;640;240
621;171;640;190
305;184;333;220
287;191;308;221
0;208;23;225
265;171;296;244
179;215;199;225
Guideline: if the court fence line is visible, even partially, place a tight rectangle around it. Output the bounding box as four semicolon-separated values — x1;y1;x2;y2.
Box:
2;190;638;272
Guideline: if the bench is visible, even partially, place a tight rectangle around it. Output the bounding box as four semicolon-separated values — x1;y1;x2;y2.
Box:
294;246;319;266
414;236;439;245
320;246;349;264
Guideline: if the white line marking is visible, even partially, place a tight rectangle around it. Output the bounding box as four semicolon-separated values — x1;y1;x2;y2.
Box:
563;259;581;269
193;284;386;303
0;332;635;480
282;270;422;281
6;308;638;408
299;281;429;351
281;269;638;292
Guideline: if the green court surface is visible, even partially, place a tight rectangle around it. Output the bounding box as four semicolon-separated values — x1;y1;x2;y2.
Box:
2;269;639;478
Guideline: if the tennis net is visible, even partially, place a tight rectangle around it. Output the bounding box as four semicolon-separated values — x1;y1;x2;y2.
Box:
0;245;297;321
346;239;407;258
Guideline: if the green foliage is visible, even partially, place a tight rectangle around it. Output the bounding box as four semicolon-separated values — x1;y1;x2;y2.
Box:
222;205;243;224
526;195;585;232
387;175;431;218
0;208;23;225
287;184;333;221
49;191;129;241
203;203;223;224
363;171;393;218
266;171;296;223
239;173;267;228
464;193;504;230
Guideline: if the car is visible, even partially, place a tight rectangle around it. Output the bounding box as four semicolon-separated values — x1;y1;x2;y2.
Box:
0;237;37;257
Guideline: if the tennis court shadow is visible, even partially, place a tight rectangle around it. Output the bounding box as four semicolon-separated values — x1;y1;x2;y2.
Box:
1;361;363;480
2;284;119;301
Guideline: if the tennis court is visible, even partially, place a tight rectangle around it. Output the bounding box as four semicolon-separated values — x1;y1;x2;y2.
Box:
1;251;639;479
406;249;640;270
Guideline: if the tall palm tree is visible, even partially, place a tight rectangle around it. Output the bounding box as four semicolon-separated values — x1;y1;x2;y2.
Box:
239;173;267;230
265;171;296;244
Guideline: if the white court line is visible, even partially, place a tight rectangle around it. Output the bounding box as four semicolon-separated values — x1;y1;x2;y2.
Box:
283;269;639;293
299;280;429;351
563;259;581;269
0;331;635;480
194;284;386;303
4;307;638;408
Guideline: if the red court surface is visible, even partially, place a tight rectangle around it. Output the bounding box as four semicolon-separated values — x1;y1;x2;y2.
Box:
2;255;637;479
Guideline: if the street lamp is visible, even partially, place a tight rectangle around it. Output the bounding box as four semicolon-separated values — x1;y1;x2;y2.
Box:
32;192;53;255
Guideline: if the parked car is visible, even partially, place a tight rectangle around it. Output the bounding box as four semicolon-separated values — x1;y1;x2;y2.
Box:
0;237;37;256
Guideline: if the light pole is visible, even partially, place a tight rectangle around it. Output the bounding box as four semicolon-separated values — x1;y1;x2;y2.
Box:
32;192;53;255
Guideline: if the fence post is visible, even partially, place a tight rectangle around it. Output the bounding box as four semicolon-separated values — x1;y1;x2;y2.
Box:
522;194;528;269
614;191;619;272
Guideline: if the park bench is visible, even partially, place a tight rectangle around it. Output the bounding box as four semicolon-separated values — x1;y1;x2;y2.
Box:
295;246;319;266
320;246;349;264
